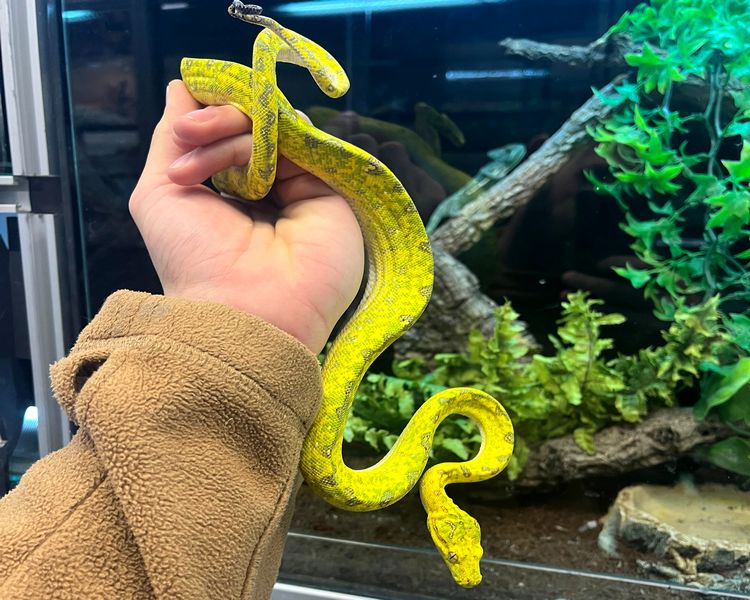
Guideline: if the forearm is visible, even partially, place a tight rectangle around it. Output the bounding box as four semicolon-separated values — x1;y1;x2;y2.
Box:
0;291;322;600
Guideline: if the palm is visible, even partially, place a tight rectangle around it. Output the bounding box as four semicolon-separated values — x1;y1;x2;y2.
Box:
130;82;363;352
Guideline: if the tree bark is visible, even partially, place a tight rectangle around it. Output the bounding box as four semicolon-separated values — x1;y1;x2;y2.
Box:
497;33;741;117
510;408;731;491
497;34;631;69
395;81;623;357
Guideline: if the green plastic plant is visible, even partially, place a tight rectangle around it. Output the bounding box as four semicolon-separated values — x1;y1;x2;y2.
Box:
347;292;725;479
586;0;750;474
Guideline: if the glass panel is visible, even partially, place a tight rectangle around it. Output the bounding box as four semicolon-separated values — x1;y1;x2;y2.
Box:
62;1;161;314
0;215;38;493
0;44;13;174
61;1;750;597
280;533;743;600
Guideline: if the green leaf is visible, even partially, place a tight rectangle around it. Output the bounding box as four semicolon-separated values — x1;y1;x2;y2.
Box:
687;172;723;199
645;163;683;194
625;42;664;68
642;132;675;165
614;80;640;103
439;437;471;460
726;314;750;354
573;427;596;454
397;393;415;419
717;386;750;427
722;140;750;181
364;428;384;451
647;199;674;215
616;393;645;422
701;437;750;476
614;263;651;288
591;86;629;108
634;104;648;130
725;119;750;139
562;377;582;406
694;357;750;419
705;191;750;233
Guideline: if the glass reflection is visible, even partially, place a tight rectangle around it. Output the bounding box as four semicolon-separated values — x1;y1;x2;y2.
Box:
0;216;37;493
0;46;12;174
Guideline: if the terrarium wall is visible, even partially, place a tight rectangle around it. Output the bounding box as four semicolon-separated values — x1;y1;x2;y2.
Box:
60;0;749;596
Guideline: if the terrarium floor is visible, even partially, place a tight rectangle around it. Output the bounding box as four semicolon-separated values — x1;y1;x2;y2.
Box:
290;477;642;581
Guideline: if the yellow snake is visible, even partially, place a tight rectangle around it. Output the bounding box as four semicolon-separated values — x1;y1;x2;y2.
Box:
180;1;514;587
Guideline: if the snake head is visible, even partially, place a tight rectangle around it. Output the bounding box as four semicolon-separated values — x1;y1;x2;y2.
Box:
227;1;262;18
426;510;483;587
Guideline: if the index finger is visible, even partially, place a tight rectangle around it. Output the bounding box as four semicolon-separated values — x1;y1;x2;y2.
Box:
140;80;203;186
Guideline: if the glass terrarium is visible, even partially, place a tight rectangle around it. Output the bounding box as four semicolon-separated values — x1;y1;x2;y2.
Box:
60;0;749;597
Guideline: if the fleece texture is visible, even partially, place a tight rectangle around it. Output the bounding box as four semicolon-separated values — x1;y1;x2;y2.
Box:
0;291;322;600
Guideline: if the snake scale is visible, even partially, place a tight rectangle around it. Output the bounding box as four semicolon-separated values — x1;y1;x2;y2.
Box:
180;1;514;587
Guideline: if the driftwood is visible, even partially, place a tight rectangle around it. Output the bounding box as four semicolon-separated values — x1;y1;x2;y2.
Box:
396;249;539;358
509;408;731;491
429;78;622;257
497;34;631;70
497;32;741;115
396;247;498;357
394;78;625;359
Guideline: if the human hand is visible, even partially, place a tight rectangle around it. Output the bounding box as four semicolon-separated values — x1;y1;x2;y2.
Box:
129;80;364;353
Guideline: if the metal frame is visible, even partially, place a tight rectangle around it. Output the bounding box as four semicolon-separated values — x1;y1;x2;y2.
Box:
272;583;381;600
0;0;51;176
17;210;72;454
0;0;72;456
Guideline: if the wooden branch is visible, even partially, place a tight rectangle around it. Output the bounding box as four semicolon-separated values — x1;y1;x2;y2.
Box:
497;34;741;119
497;34;631;69
431;78;623;256
396;76;625;356
511;408;731;491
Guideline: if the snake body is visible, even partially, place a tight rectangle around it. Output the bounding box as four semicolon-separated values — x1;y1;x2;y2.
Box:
180;1;514;587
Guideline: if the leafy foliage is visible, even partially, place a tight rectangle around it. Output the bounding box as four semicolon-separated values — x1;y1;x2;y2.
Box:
343;373;482;463
346;293;724;478
347;0;750;480
586;0;750;474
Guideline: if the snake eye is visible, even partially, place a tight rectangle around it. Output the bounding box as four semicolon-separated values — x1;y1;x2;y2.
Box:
448;552;458;563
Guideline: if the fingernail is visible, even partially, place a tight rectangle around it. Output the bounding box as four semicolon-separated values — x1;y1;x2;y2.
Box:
165;81;174;103
186;107;216;122
169;150;194;169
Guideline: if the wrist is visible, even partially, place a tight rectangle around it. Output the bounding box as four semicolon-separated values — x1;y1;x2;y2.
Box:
163;284;329;354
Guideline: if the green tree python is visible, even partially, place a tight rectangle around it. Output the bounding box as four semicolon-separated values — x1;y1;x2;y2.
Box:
180;1;514;587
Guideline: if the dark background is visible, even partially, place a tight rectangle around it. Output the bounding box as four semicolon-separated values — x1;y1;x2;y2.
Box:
62;0;640;332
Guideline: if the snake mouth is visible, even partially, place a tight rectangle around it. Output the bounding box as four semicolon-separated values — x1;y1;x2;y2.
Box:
448;567;482;589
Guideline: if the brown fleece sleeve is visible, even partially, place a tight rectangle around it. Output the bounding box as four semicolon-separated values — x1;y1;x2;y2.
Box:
0;290;322;600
